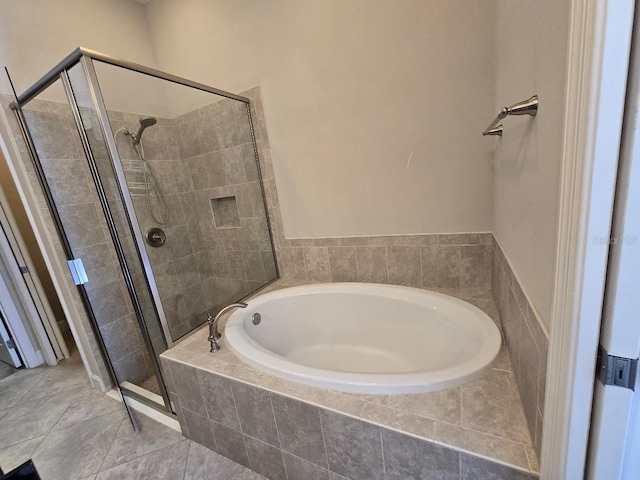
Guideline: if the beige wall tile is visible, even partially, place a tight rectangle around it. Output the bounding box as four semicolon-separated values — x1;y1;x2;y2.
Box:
433;422;530;472
303;247;331;282
421;245;460;289
387;246;421;287
462;369;532;445
328;247;357;282
355;247;388;284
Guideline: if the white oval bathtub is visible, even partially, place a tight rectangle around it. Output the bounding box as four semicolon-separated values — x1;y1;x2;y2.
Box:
224;283;501;394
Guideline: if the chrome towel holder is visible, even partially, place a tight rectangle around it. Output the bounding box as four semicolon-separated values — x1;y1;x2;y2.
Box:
482;95;538;136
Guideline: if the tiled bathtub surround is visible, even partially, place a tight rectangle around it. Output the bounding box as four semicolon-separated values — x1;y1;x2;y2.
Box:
277;233;493;299
161;278;540;479
492;238;549;458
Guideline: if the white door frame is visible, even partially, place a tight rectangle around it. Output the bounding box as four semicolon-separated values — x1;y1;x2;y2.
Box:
0;307;23;367
0;195;69;361
543;0;635;478
0;256;46;367
585;2;640;477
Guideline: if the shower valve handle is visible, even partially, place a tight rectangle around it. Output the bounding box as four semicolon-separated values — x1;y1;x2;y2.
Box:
145;228;166;247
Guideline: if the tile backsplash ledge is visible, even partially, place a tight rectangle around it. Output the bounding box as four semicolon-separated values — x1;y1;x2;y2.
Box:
276;232;493;300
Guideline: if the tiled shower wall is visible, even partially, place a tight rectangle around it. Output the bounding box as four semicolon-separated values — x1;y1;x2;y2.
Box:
110;110;204;341
107;93;276;340
0;95;153;388
1;85;278;392
492;238;549;458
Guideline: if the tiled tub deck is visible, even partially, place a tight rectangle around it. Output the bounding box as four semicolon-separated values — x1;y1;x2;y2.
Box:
160;279;539;480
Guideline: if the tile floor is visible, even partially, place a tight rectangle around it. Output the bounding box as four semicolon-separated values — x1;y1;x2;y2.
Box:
0;361;18;382
0;353;266;480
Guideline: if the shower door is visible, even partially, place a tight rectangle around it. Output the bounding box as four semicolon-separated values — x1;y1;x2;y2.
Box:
64;62;172;404
8;47;279;417
9;76;145;424
91;58;279;344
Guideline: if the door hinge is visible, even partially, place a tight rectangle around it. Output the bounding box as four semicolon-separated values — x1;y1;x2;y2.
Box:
67;258;89;286
597;344;638;390
19;265;29;274
6;338;16;350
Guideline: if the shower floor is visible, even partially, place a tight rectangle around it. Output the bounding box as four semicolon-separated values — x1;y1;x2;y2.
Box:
139;375;161;396
163;278;539;476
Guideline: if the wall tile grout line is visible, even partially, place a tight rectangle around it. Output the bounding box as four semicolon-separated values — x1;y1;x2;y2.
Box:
267;394;288;480
379;427;387;480
228;378;251;471
318;402;331;477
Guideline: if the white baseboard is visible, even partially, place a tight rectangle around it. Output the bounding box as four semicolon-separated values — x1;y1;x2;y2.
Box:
90;374;109;393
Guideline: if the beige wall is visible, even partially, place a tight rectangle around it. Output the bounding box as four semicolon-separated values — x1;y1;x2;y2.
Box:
492;0;571;328
0;0;159;109
0;0;163;325
145;0;496;238
0;0;571;329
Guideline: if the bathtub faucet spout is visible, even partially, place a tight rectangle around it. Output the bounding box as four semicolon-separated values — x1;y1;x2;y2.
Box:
208;302;248;352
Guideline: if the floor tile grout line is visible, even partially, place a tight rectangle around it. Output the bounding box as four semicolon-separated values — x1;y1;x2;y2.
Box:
94;414;127;474
110;435;190;472
51;398;124;433
181;441;191;480
2;433;48;465
23;394;76;459
12;370;52;405
95;438;191;477
96;419;188;475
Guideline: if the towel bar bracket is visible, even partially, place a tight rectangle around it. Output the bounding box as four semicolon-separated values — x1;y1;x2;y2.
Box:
483;95;538;137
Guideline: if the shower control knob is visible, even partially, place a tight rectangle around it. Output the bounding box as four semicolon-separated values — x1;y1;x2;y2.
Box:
145;227;166;247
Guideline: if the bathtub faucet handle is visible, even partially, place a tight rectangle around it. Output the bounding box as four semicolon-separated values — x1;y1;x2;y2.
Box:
208;302;248;353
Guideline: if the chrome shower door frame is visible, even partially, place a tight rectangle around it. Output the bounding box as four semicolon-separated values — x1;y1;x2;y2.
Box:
11;97;141;430
60;65;174;414
10;46;281;417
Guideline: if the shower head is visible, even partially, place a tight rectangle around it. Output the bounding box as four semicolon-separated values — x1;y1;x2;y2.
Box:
133;116;157;144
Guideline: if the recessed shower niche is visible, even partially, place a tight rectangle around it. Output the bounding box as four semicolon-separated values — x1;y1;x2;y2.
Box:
211;196;241;228
6;48;278;416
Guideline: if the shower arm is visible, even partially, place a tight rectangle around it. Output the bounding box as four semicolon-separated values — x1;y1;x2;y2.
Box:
482;95;538;137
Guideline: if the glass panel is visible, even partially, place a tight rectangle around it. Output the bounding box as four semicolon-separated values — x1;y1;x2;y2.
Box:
65;64;168;404
93;60;278;342
14;77;144;418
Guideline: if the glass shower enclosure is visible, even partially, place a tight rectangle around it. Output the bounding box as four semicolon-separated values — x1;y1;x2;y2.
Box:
8;48;278;418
